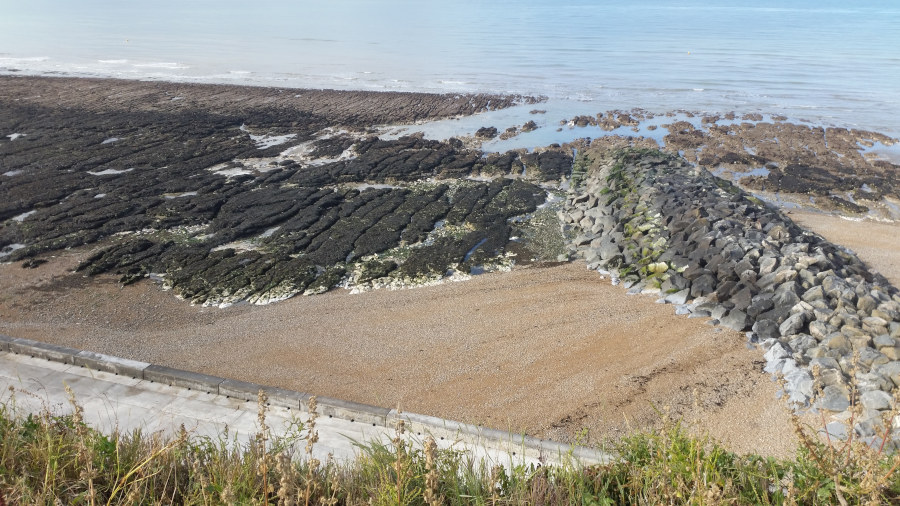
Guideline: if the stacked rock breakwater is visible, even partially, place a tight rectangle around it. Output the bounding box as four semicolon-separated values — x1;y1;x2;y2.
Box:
562;148;900;443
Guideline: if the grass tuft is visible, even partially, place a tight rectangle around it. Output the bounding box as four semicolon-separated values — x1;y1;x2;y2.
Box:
3;385;900;504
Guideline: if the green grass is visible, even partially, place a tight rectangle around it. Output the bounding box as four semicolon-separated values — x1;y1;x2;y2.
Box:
3;388;900;505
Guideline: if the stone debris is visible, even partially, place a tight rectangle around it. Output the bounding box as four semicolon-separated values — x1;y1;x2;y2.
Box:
562;148;900;446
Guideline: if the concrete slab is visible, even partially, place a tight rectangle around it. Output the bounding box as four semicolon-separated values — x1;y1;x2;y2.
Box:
4;352;77;373
1;349;609;467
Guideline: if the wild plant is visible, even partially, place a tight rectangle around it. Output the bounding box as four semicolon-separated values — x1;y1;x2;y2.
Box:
786;357;900;505
302;395;319;506
423;436;443;506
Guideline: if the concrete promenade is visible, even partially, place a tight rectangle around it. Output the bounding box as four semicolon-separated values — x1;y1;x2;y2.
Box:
0;335;607;467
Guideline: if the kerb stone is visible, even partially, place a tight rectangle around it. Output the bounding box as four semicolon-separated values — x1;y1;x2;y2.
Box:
143;364;224;394
73;350;149;378
8;338;79;364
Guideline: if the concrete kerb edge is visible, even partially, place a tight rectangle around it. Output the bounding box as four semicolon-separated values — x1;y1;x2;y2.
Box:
316;395;391;427
143;364;224;394
1;335;609;464
1;336;396;427
218;378;310;411
0;334;14;352
73;350;150;378
8;336;79;364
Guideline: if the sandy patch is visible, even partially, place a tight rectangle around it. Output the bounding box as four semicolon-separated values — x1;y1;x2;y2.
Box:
0;249;800;457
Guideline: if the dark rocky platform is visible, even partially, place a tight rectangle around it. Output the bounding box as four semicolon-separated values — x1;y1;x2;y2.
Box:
0;76;563;305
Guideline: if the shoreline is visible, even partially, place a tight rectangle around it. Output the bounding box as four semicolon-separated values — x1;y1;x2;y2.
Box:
3;74;900;458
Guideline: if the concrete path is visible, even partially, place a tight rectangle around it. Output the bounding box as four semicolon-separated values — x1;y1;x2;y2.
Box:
0;338;607;467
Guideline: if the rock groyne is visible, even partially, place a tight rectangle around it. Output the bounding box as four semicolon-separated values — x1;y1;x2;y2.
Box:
563;148;900;445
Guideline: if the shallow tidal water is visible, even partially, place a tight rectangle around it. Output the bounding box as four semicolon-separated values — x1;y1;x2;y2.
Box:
1;0;898;135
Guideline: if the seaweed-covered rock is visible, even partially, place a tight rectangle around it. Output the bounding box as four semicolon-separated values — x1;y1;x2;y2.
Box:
1;78;558;306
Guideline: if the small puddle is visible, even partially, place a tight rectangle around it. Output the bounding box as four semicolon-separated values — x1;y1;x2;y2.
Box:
250;133;297;149
259;226;280;238
163;191;198;199
463;237;489;262
0;243;25;258
87;168;134;176
351;183;402;191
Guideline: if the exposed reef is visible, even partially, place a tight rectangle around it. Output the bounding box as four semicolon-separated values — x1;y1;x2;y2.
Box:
563;148;900;445
0;76;565;306
549;110;900;220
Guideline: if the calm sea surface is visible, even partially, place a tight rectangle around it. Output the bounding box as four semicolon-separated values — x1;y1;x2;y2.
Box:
1;0;898;133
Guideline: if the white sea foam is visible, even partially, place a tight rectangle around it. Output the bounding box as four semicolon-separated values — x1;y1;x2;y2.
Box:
0;56;48;63
132;62;189;69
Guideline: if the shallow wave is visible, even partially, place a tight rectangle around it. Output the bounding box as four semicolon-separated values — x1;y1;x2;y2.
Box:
1;61;897;136
0;56;50;63
131;62;189;70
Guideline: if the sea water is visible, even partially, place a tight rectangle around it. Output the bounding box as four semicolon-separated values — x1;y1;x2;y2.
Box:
1;0;898;134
